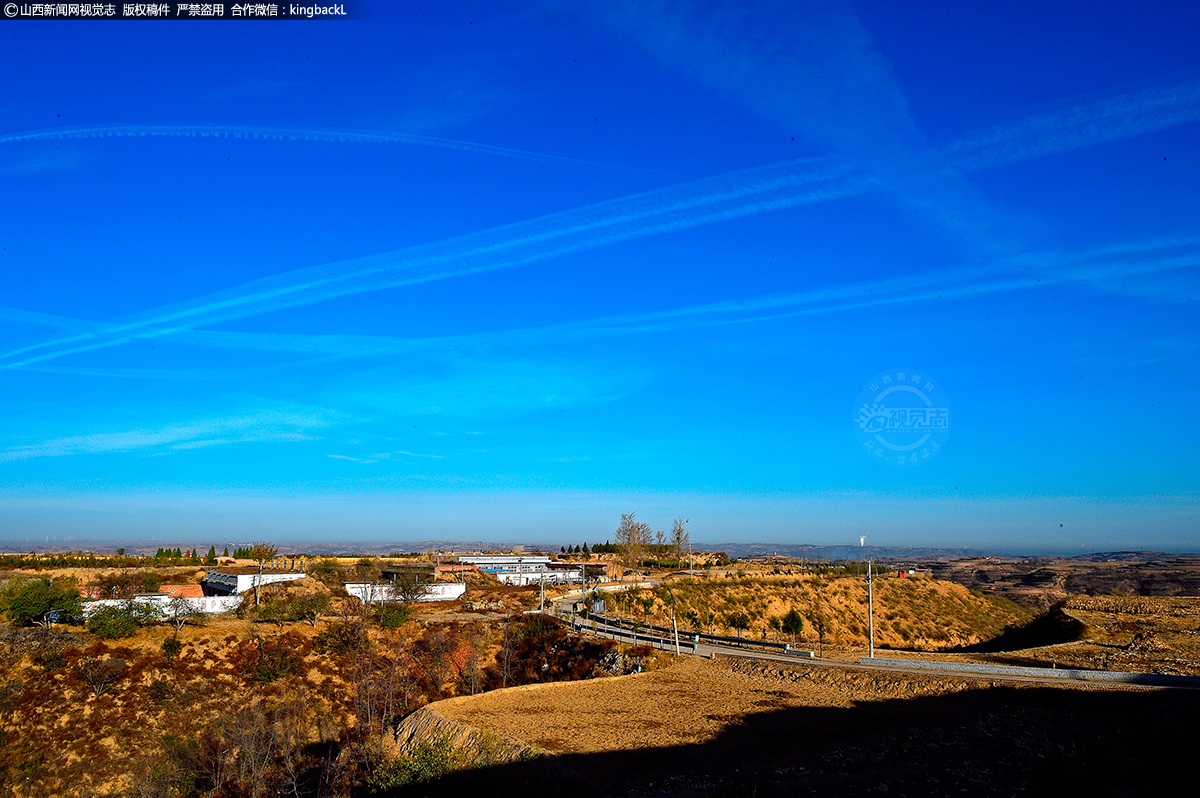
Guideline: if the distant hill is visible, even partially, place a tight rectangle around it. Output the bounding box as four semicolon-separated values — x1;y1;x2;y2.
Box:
5;538;1195;561
1064;551;1196;563
710;542;989;562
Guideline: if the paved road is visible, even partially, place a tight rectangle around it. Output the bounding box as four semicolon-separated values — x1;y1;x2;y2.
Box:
568;611;1196;690
699;644;1195;688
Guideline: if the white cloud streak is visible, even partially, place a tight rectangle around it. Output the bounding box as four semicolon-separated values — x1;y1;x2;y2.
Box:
0;123;587;164
0;409;334;463
2;232;1196;368
1;76;1197;371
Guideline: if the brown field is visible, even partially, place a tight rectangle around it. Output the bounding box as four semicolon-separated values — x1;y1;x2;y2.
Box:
927;554;1200;605
970;594;1200;676
394;655;1199;797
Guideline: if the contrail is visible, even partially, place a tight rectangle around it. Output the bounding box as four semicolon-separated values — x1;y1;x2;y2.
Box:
0;156;872;369
5;233;1195;369
0;123;588;164
2;79;1198;370
945;79;1200;170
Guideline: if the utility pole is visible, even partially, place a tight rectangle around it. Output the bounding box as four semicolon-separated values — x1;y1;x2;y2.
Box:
664;584;680;655
866;558;875;659
578;562;586;622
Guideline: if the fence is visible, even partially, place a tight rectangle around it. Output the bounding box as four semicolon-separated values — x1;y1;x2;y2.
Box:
587;613;794;654
568;617;698;654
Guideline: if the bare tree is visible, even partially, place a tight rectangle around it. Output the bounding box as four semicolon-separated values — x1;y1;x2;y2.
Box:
387;568;431;606
670;517;690;563
496;621;520;688
414;625;457;698
615;512;651;572
246;542;279;608
455;622;486;696
167;596;204;633
355;647;407;743
76;657;126;696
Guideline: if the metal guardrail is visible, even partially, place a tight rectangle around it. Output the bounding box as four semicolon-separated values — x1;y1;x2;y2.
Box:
861;657;1200;688
588;613;793;653
563;608;1192;686
569;618;697;654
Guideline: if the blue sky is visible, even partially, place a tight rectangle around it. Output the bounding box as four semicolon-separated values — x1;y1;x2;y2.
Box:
0;1;1197;553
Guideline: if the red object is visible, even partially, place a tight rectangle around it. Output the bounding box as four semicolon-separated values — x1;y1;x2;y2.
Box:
160;584;204;598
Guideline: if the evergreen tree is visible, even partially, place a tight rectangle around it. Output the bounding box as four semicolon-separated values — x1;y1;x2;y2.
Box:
206;545;217;563
223;546;229;557
582;542;590;556
173;547;182;558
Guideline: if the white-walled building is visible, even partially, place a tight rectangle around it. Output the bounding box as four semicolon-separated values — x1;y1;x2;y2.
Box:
345;582;466;603
202;569;307;596
82;593;243;617
457;555;582;585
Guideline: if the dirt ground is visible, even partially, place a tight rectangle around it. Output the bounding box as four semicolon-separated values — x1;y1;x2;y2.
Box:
424;656;1057;755
977;594;1200;676
929;555;1200;605
409;656;1198;797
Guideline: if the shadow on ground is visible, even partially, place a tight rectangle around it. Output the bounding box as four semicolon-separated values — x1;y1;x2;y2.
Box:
369;684;1198;797
955;601;1087;653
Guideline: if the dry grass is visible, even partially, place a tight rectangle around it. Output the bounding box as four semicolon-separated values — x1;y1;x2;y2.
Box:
616;573;1032;651
0;620;355;797
980;594;1200;676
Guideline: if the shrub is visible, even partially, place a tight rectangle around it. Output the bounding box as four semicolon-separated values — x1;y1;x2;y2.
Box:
255;599;290;630
75;657;126;696
32;649;67;671
1;578;83;626
147;677;175;705
373;602;409;629
86;602;159;639
86;606;140;639
161;636;182;664
367;732;464;791
309;557;346;588
234;635;303;684
294;592;331;626
315;619;368;656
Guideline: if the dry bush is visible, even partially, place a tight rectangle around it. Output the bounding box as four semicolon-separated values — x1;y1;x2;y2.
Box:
131;690;345;798
231;632;306;684
74;656;126;696
485;615;614;689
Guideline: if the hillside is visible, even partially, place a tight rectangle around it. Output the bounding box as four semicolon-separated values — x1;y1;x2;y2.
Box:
614;572;1032;651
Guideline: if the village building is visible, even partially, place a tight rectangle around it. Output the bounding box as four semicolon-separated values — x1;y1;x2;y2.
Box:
344;581;467;603
201;568;306;596
457;554;582;585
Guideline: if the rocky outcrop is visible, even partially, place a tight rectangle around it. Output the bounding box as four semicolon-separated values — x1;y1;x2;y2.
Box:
386;702;537;765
